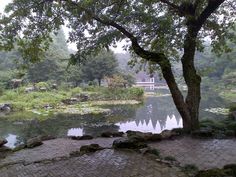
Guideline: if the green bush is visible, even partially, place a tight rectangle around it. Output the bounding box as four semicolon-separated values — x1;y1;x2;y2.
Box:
35;82;50;89
83;87;144;101
71;87;82;95
229;104;236;112
0;87;4;96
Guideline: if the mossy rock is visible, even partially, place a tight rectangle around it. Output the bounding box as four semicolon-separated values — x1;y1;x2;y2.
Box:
182;164;199;176
224;130;235;137
113;137;147;149
146;148;160;157
164;156;176;161
191;128;213;138
195;168;229;177
79;144;104;155
171;128;185;135
224;164;236;176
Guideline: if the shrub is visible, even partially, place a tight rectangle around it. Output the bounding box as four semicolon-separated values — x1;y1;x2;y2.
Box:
0;87;4;96
71;87;82;95
35;82;50;89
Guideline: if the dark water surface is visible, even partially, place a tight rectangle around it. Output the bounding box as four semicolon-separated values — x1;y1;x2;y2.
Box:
0;90;230;148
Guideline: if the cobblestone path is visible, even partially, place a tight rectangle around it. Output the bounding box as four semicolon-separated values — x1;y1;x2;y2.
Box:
1;137;236;176
0;138;186;177
149;136;236;170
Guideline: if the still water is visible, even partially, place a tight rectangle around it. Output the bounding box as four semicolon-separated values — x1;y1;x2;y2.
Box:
0;90;229;148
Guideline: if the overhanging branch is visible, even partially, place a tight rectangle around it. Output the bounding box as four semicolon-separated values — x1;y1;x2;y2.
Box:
159;0;180;11
195;0;225;30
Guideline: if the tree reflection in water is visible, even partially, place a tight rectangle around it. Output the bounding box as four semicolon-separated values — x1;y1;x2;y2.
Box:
2;92;228;148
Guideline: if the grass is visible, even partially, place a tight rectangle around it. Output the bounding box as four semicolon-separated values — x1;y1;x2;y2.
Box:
220;90;236;102
85;86;144;101
0;89;70;111
0;86;144;118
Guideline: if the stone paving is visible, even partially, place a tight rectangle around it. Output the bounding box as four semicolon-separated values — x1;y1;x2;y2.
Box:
149;136;236;170
0;136;236;176
0;138;117;165
0;138;186;177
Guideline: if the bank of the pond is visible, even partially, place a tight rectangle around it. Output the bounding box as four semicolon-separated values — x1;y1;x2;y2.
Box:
0;87;144;119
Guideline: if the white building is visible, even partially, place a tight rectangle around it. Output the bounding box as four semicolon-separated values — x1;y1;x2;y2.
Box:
135;72;155;90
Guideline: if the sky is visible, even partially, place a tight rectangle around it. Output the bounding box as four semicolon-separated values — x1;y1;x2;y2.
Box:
0;0;125;53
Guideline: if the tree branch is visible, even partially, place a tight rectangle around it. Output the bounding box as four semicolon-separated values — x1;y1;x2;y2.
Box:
196;0;225;29
159;0;180;11
93;16;166;64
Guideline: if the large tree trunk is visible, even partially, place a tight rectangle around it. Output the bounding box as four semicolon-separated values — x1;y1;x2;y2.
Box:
160;62;193;131
181;27;201;130
104;15;201;131
157;27;201;131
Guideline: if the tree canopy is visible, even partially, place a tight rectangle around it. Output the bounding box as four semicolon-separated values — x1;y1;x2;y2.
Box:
81;50;118;85
0;0;235;131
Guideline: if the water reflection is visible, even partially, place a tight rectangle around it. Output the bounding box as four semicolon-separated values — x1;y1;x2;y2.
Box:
0;96;183;147
1;90;228;148
5;134;18;148
68;128;83;137
116;115;182;133
64;96;182;136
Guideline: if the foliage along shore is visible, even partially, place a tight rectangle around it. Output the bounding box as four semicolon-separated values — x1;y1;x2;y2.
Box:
0;85;144;119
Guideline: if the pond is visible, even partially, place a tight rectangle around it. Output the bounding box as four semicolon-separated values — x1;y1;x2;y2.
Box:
0;89;230;148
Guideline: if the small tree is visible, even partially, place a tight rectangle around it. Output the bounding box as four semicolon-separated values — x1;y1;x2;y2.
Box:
81;51;118;86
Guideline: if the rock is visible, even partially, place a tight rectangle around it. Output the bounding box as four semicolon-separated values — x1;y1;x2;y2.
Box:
126;130;162;142
139;147;160;157
0;104;11;112
26;137;43;148
195;168;231;177
191;128;213;138
0;139;8;147
43;104;53;109
74;93;89;102
126;130;152;141
171;128;185;135
62;98;79;105
224;130;235;137
13;144;26;151
39;87;47;92
149;134;162;141
25;87;36;93
224;164;236;176
10;79;22;89
113;137;147;149
70;135;93;140
79;144;103;155
52;84;58;90
38;135;56;141
101;131;124;138
0;146;11;153
161;130;178;139
79;135;93;140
